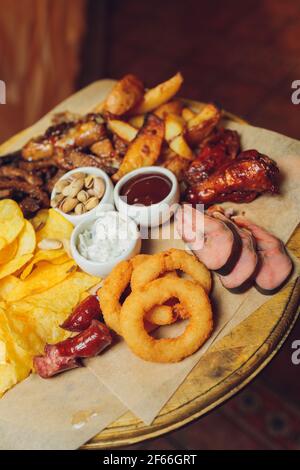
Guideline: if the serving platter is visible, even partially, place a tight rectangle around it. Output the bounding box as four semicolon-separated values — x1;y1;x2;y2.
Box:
0;80;299;449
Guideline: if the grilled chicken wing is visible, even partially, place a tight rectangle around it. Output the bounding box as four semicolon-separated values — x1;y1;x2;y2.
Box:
185;150;279;205
186;128;240;184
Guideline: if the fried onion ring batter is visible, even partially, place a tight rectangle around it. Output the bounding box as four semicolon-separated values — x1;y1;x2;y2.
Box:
99;255;179;335
120;277;213;362
131;248;211;294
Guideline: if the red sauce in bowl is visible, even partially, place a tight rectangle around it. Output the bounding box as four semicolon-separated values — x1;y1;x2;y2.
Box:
120;173;172;206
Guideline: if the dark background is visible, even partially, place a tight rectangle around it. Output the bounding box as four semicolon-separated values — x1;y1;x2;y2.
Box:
1;0;300;450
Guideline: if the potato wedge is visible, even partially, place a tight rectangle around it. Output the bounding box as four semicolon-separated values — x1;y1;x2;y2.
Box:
154;100;183;119
165;114;185;142
128;115;145;129
133;72;183;114
186;103;221;145
103;74;144;116
169;135;194;160
90;138;114;158
108;120;138;142
182;107;196;121
112;114;164;182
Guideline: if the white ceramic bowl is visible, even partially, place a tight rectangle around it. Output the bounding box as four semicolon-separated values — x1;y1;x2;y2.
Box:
114;166;180;228
51;167;114;226
70;211;141;277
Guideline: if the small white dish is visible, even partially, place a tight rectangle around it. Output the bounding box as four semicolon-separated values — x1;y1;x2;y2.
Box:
70;211;141;277
114;166;180;228
51;167;114;226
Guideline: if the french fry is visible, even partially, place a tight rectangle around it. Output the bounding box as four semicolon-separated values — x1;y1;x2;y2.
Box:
128;115;145;129
182;107;196;121
165;114;185;142
103;74;144;116
154;100;183;119
112;114;165;182
108;120;138;142
133;72;183;114
186;103;221;145
169;135;194;160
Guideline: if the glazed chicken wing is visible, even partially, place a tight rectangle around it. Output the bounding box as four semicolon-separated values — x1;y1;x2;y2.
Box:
186;128;240;184
185;150;279;205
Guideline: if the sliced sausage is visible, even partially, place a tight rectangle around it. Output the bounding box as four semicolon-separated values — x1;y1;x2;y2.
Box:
211;211;259;293
175;204;242;275
233;216;293;295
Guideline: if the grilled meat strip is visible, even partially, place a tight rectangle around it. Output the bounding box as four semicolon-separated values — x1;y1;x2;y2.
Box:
22;113;105;161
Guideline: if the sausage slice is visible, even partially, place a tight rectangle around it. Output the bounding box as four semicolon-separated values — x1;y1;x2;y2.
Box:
211;212;258;293
233;216;293;295
175;205;242;275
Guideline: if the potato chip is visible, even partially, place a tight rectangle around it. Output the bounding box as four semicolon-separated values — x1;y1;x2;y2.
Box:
36;209;73;243
0;305;33;396
11;272;100;345
20;249;66;280
0;276;22;302
0;253;33;280
4;260;77;302
0;239;18;265
16;220;36;256
0;199;25;250
30;209;49;232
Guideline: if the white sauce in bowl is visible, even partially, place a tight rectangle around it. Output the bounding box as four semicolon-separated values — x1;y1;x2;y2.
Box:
78;211;138;263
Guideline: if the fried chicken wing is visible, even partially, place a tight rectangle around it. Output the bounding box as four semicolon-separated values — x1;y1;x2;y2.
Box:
186;128;240;184
185;150;279;205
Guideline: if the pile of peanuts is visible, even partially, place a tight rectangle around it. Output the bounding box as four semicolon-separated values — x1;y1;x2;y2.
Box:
51;172;105;215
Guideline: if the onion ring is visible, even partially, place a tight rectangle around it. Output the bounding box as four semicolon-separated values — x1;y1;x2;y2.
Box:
120;277;213;362
131;248;211;294
99;255;179;335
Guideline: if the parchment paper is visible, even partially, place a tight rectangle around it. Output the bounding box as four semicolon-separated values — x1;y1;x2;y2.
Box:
0;80;299;444
0;367;126;450
87;122;300;424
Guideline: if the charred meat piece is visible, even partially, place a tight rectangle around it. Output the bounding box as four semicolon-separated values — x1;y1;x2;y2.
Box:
233;216;293;295
0;178;49;217
18;157;58;172
185;150;279;206
21;114;105;161
186;129;240;184
54;148;120;175
175;205;242;275
0;166;43;186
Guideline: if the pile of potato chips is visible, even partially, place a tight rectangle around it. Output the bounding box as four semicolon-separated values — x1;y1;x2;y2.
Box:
0;200;101;396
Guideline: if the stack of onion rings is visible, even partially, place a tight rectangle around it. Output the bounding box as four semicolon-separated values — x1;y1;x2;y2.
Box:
120;277;213;363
